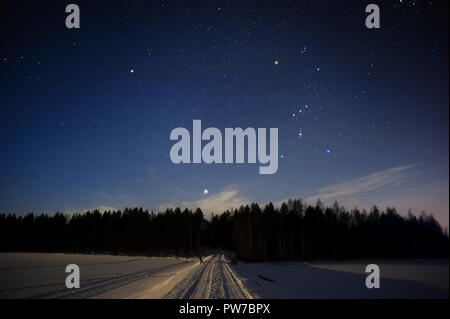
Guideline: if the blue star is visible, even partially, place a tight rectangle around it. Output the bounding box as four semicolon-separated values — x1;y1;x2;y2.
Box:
326;149;331;154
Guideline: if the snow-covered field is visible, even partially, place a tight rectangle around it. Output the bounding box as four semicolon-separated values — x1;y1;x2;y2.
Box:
0;253;195;298
233;259;449;298
0;253;447;299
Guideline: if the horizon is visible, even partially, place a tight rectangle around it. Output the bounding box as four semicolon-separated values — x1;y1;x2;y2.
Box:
2;196;447;232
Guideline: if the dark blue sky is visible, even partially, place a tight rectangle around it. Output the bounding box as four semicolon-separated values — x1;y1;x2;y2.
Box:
1;0;448;227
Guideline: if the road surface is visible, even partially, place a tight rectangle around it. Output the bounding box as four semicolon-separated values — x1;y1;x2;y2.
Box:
163;254;252;299
0;253;447;298
0;253;253;299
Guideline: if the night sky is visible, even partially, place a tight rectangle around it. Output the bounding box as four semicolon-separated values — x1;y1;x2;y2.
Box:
1;1;448;228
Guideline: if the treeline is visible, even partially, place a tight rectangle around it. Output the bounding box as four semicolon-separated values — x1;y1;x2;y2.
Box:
224;200;448;260
0;199;448;260
0;207;205;255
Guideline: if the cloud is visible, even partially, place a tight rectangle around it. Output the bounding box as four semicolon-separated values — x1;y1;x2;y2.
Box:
96;205;117;212
158;187;248;215
289;164;448;228
63;205;118;215
303;165;416;204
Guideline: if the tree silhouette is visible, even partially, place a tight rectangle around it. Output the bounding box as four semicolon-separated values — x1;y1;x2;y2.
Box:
0;199;448;260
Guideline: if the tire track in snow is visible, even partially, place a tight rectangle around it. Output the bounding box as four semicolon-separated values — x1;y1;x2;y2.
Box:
163;256;211;299
164;254;253;299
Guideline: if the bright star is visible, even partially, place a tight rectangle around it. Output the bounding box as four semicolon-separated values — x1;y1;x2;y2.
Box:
203;189;209;195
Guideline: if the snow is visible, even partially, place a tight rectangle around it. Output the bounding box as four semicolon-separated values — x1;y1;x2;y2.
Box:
163;255;252;299
232;259;449;298
0;252;195;299
0;253;447;299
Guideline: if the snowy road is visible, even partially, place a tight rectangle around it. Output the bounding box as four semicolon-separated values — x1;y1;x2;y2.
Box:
164;254;252;299
0;253;253;299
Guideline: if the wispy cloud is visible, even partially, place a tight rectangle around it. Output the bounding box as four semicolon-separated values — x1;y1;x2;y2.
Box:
304;165;416;203
63;205;117;215
294;164;448;228
158;186;248;215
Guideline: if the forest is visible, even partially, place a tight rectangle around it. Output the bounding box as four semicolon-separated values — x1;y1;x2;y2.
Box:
0;199;448;261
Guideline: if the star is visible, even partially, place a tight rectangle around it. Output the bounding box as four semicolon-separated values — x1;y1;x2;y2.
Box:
326;149;331;154
274;60;279;65
130;69;134;73
203;189;209;195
